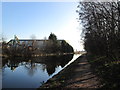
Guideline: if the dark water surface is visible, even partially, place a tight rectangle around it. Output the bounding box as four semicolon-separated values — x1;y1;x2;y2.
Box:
2;54;80;88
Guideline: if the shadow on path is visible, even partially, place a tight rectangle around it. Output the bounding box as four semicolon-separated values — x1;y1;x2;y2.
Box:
39;54;102;89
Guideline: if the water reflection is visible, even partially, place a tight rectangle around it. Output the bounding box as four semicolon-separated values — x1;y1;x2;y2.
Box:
2;54;74;88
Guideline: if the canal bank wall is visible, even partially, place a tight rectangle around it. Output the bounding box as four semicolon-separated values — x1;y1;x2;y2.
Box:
38;54;101;89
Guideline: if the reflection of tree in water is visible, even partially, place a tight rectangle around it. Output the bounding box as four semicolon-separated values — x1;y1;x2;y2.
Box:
24;60;37;77
2;58;9;68
2;57;28;71
43;54;74;76
46;62;56;76
2;54;73;75
5;58;20;71
60;54;74;67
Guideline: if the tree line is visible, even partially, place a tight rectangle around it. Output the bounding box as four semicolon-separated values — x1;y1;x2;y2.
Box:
48;33;74;53
2;33;74;57
77;2;120;59
77;1;120;88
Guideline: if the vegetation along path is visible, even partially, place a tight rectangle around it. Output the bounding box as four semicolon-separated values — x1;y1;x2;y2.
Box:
39;54;102;89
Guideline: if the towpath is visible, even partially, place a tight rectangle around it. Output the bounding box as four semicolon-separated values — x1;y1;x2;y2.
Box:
39;54;102;89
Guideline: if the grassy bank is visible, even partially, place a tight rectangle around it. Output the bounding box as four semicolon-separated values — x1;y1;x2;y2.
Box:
87;54;120;89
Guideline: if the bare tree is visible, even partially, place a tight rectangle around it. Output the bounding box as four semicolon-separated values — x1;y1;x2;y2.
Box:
77;2;120;59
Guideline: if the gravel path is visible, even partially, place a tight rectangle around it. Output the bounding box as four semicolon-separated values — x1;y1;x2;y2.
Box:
39;54;102;89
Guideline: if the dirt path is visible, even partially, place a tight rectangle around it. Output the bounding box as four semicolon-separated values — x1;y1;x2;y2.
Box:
39;55;102;89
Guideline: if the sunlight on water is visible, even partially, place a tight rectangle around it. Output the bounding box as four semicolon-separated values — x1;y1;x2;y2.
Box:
64;54;81;68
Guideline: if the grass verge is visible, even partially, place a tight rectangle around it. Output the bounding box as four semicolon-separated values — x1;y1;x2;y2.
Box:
87;54;120;89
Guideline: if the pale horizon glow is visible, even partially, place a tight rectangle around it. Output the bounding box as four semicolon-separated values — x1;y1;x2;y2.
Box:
2;2;84;51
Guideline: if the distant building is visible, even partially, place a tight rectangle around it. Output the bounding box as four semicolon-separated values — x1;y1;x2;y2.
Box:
7;39;63;53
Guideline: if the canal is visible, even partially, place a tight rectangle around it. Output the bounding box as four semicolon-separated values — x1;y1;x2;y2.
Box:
2;54;80;88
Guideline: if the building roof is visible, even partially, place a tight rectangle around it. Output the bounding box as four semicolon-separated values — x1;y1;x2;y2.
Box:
7;39;64;44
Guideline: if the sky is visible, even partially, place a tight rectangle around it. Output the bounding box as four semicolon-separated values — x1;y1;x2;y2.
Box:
2;2;84;51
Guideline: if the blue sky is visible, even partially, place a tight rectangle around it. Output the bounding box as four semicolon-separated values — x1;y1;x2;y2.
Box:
2;2;83;51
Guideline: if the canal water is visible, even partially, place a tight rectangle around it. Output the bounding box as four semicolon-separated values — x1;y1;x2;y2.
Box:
2;54;80;88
